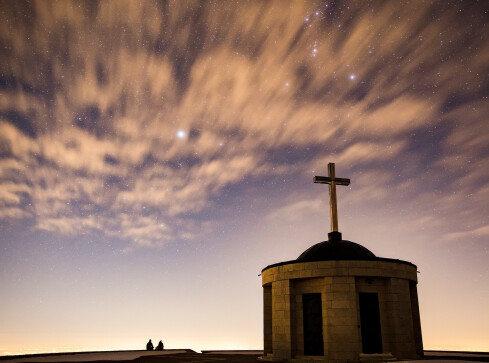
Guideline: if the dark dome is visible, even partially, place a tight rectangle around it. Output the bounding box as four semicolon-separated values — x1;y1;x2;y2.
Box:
297;232;376;262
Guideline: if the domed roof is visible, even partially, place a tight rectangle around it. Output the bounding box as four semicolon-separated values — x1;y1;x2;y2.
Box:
297;232;376;262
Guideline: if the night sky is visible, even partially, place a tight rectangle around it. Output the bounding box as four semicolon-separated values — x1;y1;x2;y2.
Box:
1;0;489;355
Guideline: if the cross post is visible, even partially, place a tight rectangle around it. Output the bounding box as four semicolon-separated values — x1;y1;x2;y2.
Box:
313;163;350;233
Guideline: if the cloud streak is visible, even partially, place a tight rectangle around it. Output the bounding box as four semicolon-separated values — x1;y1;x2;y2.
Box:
0;0;488;248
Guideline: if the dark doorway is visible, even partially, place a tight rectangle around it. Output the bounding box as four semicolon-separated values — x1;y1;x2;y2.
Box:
359;292;383;354
303;293;324;356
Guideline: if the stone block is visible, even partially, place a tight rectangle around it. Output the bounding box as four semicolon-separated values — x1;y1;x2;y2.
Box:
332;300;353;309
283;271;294;279
349;267;371;275
332;276;350;284
312;268;330;277
272;286;285;295
329;339;359;351
329;324;358;337
385;293;400;302
299;270;313;278
291;263;305;271
327;307;350;318
303;278;324;288
262;277;271;286
273;324;291;334
328;350;357;360
273;310;287;319
331;283;354;292
328;315;357;326
273;302;288;311
368;268;384;276
355;261;373;268
273;294;287;304
331;291;354;301
303;262;318;269
324;300;333;308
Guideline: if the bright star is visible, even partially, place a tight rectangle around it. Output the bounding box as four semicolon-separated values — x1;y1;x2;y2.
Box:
349;74;356;80
177;130;186;139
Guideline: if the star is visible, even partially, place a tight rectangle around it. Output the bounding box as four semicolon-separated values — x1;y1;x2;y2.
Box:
349;74;356;80
177;130;186;139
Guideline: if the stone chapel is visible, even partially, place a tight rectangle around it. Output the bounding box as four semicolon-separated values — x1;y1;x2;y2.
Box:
261;163;423;362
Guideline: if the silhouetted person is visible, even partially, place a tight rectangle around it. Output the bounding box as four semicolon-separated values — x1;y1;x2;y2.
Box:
155;340;164;351
146;339;154;351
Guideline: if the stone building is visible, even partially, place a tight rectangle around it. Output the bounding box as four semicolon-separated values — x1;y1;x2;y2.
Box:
261;163;423;362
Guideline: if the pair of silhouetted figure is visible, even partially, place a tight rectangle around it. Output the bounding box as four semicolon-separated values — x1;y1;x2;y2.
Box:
146;339;164;351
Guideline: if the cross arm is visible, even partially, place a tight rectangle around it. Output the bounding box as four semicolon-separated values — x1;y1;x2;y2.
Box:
313;176;350;185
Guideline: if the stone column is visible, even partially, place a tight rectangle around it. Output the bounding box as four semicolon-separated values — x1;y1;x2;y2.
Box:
386;278;416;359
271;279;295;359
325;276;360;361
263;285;272;355
409;281;424;357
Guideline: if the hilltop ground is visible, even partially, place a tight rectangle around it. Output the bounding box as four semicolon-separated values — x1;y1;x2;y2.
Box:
2;350;489;362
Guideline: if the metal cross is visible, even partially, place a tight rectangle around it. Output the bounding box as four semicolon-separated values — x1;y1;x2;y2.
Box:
313;163;350;233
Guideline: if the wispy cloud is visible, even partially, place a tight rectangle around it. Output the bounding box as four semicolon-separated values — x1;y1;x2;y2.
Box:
1;0;488;248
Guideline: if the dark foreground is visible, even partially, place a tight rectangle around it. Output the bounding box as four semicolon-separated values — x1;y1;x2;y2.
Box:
0;351;262;363
2;350;489;363
91;351;489;363
101;353;260;363
129;351;489;363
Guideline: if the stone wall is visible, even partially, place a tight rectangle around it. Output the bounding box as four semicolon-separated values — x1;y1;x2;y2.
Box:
262;260;421;361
